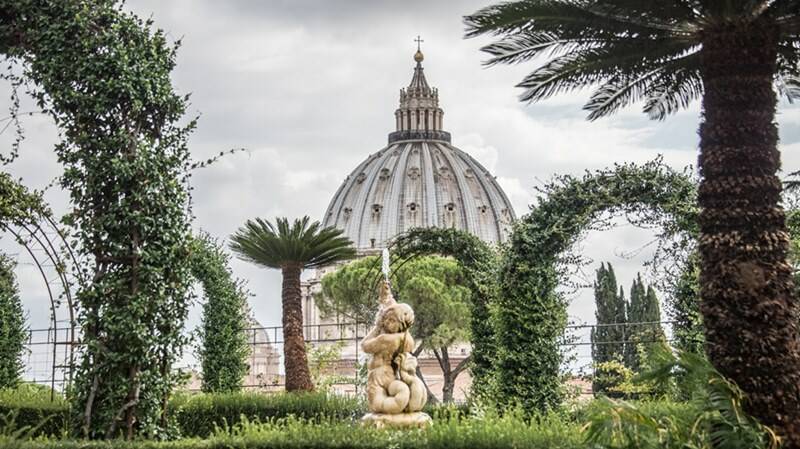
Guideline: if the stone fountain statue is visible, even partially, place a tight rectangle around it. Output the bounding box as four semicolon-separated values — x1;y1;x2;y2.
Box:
360;250;431;428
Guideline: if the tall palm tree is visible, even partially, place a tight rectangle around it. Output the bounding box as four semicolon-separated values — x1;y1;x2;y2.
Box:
230;216;356;391
465;0;800;443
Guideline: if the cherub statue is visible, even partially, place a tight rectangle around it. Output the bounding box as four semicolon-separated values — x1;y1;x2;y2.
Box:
360;279;430;427
395;351;427;412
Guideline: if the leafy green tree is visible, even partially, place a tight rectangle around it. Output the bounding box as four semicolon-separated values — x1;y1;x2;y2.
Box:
230;217;355;392
466;1;800;439
319;255;472;403
591;263;626;368
0;254;25;389
190;234;250;394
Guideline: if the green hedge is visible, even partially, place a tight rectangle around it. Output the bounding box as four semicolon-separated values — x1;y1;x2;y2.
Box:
171;391;365;438
0;415;583;449
0;385;69;438
0;389;367;439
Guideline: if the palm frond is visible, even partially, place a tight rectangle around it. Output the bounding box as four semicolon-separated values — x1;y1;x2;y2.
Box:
515;41;695;104
642;52;702;120
577;0;695;33
465;0;695;39
768;0;800;19
481;32;607;66
776;73;800;103
784;170;800;192
229;216;356;270
584;67;664;120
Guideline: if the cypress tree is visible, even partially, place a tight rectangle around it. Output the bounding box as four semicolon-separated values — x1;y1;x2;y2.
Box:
591;263;626;364
671;257;704;354
0;255;26;389
625;273;666;372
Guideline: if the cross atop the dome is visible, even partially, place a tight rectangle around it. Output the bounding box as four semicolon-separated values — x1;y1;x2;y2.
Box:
413;36;425;64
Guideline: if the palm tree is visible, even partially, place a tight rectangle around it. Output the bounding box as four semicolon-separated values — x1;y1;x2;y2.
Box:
230;216;356;391
465;1;800;443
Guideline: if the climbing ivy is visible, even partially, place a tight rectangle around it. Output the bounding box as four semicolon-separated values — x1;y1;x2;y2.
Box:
0;172;48;225
190;234;250;394
497;160;697;412
2;1;195;439
0;254;25;389
391;227;499;399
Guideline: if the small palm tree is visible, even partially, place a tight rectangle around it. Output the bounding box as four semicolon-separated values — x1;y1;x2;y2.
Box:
230;216;356;391
465;1;800;443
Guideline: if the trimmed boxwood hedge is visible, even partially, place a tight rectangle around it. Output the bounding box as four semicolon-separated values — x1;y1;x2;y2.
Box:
0;385;69;438
1;388;474;440
0;415;583;449
171;391;365;438
0;403;68;438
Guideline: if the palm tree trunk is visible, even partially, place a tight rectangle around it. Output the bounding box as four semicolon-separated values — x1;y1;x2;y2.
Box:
699;21;800;444
281;263;313;392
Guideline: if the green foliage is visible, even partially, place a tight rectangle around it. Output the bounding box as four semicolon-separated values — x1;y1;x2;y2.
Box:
593;361;632;399
464;1;800;120
495;160;696;413
1;413;585;448
0;255;25;389
230;217;356;270
230;216;355;393
18;1;196;436
624;276;666;372
591;263;626;371
594;347;675;400
170;391;364;438
0;384;69;438
668;254;704;355
0;173;49;225
306;341;348;392
0;175;49;392
585;352;779;449
0;382;776;449
4;0;198;438
390;227;499;398
320;255;471;350
319;254;471;401
190;234;251;394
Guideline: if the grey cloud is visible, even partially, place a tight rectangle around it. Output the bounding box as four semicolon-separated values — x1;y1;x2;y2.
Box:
2;1;799;338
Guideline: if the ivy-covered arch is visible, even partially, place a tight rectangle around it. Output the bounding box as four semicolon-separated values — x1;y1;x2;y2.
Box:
3;1;196;438
390;227;499;396
0;173;84;393
496;160;698;412
188;234;250;394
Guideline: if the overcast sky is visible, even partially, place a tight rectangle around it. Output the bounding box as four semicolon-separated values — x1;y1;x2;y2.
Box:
3;1;800;372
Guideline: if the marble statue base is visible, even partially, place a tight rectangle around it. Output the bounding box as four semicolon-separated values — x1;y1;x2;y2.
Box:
360;412;432;429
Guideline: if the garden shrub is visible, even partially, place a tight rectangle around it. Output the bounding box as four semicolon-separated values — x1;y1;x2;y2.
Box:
0;255;25;390
0;414;584;449
423;402;471;420
0;385;69;438
171;391;364;438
